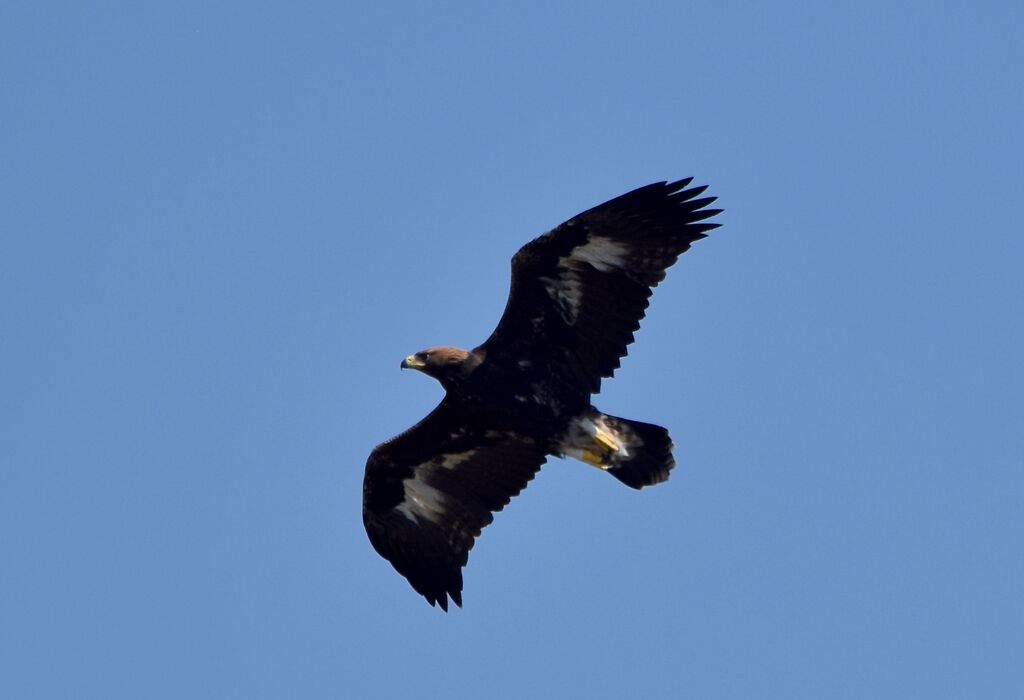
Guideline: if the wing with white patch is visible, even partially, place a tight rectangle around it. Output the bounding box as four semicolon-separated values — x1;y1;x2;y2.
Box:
480;179;721;393
362;399;547;610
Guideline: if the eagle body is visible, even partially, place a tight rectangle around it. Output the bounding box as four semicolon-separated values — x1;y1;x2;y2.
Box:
362;179;721;610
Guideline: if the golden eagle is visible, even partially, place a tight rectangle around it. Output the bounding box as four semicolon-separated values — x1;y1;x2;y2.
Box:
362;179;721;609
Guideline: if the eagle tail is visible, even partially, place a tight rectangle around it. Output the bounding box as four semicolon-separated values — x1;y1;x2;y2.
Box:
560;409;675;489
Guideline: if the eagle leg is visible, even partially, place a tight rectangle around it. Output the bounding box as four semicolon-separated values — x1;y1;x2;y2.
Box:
579;428;622;469
579;448;610;469
594;427;620;455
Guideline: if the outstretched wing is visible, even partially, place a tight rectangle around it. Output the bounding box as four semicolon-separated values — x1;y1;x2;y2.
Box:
362;399;547;610
480;179;721;394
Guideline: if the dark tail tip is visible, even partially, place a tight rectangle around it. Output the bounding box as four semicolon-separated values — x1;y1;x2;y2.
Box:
603;416;676;489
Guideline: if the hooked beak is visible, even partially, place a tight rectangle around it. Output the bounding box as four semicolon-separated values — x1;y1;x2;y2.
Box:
401;354;426;370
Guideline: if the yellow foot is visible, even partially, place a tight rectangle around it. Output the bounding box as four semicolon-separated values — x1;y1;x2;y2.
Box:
594;426;620;454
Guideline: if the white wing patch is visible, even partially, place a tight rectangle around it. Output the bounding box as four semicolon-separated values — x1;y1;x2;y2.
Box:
569;236;629;273
393;447;482;523
395;475;448;524
539;236;632;324
438;450;475;470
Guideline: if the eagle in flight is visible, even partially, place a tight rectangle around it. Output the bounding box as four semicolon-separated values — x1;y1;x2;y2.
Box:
362;178;721;610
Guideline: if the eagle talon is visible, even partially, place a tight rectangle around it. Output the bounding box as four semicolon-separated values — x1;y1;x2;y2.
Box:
594;428;620;455
580;449;610;469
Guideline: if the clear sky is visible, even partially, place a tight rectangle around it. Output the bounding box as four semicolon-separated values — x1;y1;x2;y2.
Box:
2;2;1022;698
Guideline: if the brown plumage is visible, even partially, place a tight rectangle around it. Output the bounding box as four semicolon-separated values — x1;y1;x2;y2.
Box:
363;178;721;609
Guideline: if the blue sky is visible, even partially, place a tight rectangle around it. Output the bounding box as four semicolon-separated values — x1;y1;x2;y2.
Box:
2;2;1022;698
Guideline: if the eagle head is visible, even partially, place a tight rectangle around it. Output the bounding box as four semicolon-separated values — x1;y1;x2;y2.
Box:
401;346;479;388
